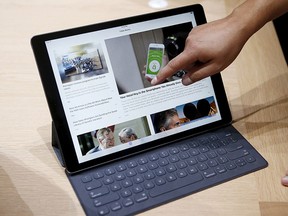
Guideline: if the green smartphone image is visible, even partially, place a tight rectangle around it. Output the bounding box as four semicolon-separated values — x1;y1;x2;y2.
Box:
146;43;165;79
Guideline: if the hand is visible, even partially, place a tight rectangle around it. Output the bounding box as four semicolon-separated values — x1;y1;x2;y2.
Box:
281;170;288;186
151;14;249;86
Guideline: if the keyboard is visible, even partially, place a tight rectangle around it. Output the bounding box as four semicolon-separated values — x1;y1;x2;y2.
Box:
67;126;268;216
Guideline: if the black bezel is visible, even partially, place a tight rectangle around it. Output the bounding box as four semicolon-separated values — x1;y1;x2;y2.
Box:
31;4;232;173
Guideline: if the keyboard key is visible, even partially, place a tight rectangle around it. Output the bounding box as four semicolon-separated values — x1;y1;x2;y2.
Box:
110;183;121;192
208;134;218;142
226;142;244;152
187;166;198;175
186;158;197;166
176;170;188;178
217;156;228;164
208;142;220;149
133;175;144;184
189;149;200;156
98;206;110;216
81;175;92;183
158;158;169;166
90;187;109;199
179;152;190;159
189;141;199;148
116;164;127;172
126;169;137;177
197;154;208;162
155;168;166;176
222;136;238;146
235;158;246;167
138;157;148;165
226;162;237;170
127;161;137;168
203;169;216;178
150;173;203;198
149;153;159;161
94;171;104;179
217;148;227;155
228;135;239;142
115;173;125;181
169;147;179;154
227;149;249;160
147;162;158;170
103;176;114;185
85;180;102;191
144;181;155;189
121;189;132;198
144;171;155;180
105;168;115;176
123;198;134;207
207;151;217;159
155;177;166;186
166;164;177;173
135;192;149;203
159;150;169;158
133;185;144;193
169;155;179;163
207;159;218;167
198;137;209;144
122;179;133;188
166;173;177;182
94;193;119;207
197;163;208;171
215;165;227;174
179;144;189;151
110;201;122;211
137;166;148;174
245;156;256;163
199;146;209;153
177;161;187;169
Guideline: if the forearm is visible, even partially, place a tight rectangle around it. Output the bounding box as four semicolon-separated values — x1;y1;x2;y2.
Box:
151;0;288;86
230;0;288;41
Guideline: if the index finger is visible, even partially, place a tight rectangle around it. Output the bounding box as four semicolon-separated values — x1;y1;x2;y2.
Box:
151;50;196;85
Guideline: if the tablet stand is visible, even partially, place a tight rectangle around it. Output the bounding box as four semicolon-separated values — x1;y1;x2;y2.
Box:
51;122;65;167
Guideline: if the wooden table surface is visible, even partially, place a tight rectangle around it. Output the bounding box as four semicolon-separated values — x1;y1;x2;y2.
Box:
0;0;287;215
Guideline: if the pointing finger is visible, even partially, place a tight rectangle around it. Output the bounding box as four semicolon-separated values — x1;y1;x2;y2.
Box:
151;50;197;85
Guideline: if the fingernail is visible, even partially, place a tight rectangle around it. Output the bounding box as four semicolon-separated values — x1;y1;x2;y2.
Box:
282;176;288;186
151;77;157;85
182;76;193;85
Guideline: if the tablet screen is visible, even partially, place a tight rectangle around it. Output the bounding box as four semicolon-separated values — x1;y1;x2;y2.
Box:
32;5;231;172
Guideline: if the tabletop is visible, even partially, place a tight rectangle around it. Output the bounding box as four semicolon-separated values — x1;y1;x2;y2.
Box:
0;0;287;215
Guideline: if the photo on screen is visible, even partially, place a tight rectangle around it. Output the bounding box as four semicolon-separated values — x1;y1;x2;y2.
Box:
105;22;192;94
77;116;151;155
53;43;108;83
151;96;217;133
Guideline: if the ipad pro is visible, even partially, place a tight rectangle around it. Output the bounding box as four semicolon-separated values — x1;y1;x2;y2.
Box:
31;4;267;215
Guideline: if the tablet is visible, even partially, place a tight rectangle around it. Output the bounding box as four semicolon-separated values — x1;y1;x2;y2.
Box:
31;4;231;173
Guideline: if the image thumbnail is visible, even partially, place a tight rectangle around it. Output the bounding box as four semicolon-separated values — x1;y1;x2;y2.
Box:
105;22;192;94
177;96;217;123
54;43;108;83
77;117;151;155
151;96;217;133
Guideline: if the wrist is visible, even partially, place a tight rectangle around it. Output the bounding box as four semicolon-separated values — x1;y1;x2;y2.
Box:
229;3;263;43
230;0;288;40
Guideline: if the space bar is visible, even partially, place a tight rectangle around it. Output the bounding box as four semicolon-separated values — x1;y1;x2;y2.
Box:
149;173;203;198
